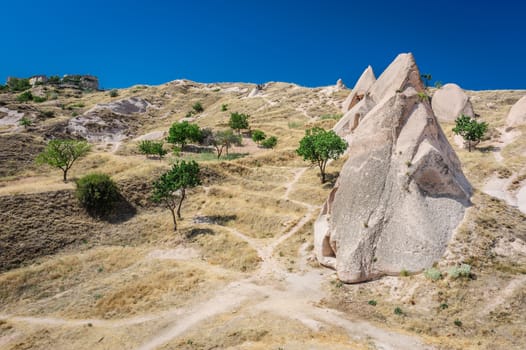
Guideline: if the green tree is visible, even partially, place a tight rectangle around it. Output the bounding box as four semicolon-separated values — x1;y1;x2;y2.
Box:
36;139;91;182
75;173;119;217
228;112;250;134
211;130;241;158
251;129;266;145
166;121;202;150
192;101;204;113
261;135;278;149
152;160;201;231
296;127;347;183
138;140;167;160
452;114;488;152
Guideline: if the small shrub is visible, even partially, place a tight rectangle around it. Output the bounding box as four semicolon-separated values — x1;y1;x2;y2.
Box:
454;319;462;327
76;173;119;217
221;104;228;111
251;129;266;144
368;300;377;306
17;91;33;102
394;307;404;316
192;101;204;113
440;303;448;310
138;140;167;159
261;136;278;149
448;264;471;279
399;269;410;277
40;110;55;118
109;89;119;97
424;267;442;281
19;117;32;128
417;92;430;101
32;96;47;103
434;81;443;89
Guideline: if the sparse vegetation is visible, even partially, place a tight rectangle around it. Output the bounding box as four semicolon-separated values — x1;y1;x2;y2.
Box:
296;127;347;183
109;89;119;97
452;114;488;152
75;173;119;217
36;139;91;182
152;160;201;230
394;307;404;316
17;90;33;102
19;117;32;128
7;77;31;92
420;73;432;88
221;103;228;111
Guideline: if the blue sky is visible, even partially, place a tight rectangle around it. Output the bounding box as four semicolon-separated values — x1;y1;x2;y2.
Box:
2;0;525;90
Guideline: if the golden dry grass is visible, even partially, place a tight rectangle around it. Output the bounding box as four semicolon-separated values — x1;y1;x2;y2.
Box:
161;311;365;350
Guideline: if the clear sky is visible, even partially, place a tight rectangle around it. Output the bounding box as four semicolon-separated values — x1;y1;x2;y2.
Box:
2;0;525;90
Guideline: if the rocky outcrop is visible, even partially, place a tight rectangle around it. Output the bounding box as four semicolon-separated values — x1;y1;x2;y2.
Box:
506;95;526;127
341;66;376;113
66;97;150;143
336;78;345;89
315;53;472;283
431;83;474;122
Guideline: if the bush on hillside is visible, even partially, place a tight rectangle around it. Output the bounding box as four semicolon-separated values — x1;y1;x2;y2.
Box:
76;173;119;217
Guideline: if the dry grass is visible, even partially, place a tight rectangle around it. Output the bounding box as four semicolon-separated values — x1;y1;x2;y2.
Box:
161;311;363;350
183;225;261;272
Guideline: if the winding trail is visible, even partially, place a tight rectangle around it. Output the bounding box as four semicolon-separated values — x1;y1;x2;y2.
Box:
0;166;433;350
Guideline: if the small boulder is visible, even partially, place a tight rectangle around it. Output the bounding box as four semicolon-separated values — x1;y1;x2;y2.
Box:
431;83;474;122
506;95;526;127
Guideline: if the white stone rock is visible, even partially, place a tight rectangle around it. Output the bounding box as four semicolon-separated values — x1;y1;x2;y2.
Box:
431;83;474;122
315;53;472;283
506;95;526;127
341;66;376;112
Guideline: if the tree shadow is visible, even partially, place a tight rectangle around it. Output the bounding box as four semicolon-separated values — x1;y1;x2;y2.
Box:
477;145;498;153
192;214;237;225
103;194;137;224
185;227;215;239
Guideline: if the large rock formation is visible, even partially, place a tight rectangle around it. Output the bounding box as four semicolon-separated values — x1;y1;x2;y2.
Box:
506;95;526;127
431;83;474;122
315;53;472;283
341;66;376;113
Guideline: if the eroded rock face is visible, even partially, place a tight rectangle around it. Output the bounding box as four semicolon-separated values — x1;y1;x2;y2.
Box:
315;53;472;283
341;66;376;113
506;95;526;127
66;97;150;142
431;83;474;122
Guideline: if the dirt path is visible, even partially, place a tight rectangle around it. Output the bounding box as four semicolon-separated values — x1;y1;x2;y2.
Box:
1;166;433;350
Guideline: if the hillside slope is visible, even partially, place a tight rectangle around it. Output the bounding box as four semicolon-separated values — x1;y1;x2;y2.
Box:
0;79;524;349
